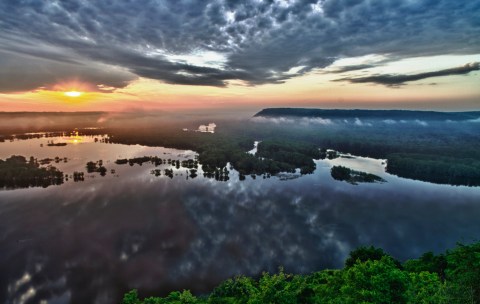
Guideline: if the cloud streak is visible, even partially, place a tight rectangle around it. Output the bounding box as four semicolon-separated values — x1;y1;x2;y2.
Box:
335;62;480;87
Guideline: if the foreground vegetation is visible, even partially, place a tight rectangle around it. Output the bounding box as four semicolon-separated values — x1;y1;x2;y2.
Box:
122;241;480;304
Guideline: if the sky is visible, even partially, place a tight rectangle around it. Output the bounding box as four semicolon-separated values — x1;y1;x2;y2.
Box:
0;0;479;113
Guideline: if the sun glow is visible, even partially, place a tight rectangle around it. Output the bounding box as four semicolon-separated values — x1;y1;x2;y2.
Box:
64;91;82;97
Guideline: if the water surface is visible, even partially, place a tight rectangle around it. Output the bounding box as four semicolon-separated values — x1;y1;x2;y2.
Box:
1;134;479;303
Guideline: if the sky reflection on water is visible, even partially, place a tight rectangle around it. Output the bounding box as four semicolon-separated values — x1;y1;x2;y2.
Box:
0;136;479;303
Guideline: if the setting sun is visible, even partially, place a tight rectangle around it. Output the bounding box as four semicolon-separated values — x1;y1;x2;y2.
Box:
64;91;82;97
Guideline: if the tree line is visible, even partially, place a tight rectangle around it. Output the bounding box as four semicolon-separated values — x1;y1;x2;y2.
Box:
122;241;480;304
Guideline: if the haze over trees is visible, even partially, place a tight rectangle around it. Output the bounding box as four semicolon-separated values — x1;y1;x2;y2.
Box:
250;108;480;186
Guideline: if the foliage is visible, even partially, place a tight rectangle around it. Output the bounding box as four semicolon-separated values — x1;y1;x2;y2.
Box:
86;160;108;176
0;155;64;189
108;128;320;177
445;242;480;303
331;166;385;184
340;257;408;304
386;153;480;186
121;241;480;304
405;272;446;304
345;245;398;269
403;252;447;280
256;140;319;174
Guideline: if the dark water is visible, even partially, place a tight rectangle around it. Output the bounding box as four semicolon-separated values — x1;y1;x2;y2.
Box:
1;135;479;303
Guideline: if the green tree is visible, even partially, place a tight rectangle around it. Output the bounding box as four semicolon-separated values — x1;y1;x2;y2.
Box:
122;289;141;304
405;272;446;304
345;246;399;269
307;270;343;303
445;242;480;303
254;270;306;304
209;276;258;303
403;252;447;280
340;256;408;304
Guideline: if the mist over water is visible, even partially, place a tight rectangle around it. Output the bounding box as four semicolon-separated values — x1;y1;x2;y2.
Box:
0;135;479;303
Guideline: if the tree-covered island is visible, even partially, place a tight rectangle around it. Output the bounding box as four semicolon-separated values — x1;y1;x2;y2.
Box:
0;155;64;189
331;165;386;184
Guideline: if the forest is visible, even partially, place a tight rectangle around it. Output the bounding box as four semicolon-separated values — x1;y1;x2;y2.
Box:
1;109;480;186
121;241;480;304
107;129;320;177
104;111;480;186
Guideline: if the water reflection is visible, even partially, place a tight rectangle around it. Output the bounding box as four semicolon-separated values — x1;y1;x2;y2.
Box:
0;136;479;303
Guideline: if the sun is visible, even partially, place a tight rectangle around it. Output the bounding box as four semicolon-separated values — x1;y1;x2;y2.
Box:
64;91;82;97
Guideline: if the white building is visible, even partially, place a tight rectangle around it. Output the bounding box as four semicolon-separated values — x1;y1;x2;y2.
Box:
198;123;216;133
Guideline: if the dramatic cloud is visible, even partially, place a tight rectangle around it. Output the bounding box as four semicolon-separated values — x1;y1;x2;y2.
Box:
0;50;135;93
0;0;479;92
335;62;480;87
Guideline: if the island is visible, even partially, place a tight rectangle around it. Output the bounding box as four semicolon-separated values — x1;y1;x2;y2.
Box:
331;165;385;184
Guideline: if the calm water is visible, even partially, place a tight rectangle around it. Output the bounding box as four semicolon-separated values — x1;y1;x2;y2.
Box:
1;134;479;303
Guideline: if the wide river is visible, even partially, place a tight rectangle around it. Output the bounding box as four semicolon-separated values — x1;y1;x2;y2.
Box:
0;134;479;303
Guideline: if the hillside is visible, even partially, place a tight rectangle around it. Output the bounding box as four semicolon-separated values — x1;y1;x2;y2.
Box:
254;108;480;121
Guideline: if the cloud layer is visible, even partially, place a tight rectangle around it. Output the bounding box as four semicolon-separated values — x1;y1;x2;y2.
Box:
0;0;479;92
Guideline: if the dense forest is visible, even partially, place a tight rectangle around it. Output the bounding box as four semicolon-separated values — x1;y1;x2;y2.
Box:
248;110;480;186
107;129;321;177
386;154;480;186
121;241;480;304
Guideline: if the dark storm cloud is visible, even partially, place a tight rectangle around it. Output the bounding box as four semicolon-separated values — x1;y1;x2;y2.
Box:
335;62;480;86
0;49;135;93
0;0;479;92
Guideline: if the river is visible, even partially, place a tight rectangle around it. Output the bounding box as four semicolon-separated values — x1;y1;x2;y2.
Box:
0;133;479;303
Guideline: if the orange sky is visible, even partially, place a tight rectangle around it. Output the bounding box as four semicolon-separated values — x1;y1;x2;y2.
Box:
1;56;478;114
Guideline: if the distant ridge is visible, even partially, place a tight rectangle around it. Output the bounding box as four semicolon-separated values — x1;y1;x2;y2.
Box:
254;108;480;121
